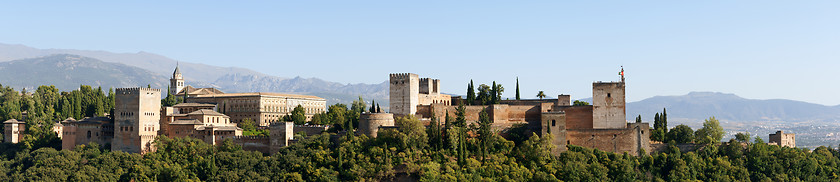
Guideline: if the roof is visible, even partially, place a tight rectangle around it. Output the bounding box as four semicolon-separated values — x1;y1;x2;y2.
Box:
187;109;227;116
173;65;181;75
71;117;113;125
173;103;217;107
170;119;203;125
191;92;325;100
196;126;241;131
3;119;23;124
175;87;225;96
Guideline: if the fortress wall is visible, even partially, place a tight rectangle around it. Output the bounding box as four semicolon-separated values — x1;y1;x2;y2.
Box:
557;106;593;130
566;128;639;155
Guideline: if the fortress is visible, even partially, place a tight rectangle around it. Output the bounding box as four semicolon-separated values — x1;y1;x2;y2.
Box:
370;71;651;155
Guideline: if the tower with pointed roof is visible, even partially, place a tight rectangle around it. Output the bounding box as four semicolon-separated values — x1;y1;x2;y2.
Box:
170;63;185;95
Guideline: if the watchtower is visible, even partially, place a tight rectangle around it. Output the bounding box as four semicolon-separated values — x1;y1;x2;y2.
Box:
113;88;161;154
3;119;24;143
592;68;626;129
389;73;419;116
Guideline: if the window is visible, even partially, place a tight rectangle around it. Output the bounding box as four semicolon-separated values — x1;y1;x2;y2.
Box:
607;93;611;97
87;131;91;139
551;120;556;127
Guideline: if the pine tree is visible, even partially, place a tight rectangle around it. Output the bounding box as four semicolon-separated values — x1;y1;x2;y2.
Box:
515;77;520;100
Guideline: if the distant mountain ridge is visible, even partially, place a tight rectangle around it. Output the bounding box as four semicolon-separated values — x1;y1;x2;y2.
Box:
0;54;168;90
627;92;840;122
0;43;388;106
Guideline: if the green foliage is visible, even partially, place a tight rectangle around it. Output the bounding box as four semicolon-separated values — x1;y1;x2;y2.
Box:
466;80;475;105
291;105;306;125
667;124;694;143
735;132;752;143
696;116;724;145
515;77;520;100
572;100;589;106
536;90;546;100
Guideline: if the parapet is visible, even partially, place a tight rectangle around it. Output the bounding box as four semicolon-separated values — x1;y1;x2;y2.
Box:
116;87;162;94
389;73;419;80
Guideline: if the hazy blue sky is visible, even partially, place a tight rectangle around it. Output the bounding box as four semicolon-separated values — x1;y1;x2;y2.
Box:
1;1;839;105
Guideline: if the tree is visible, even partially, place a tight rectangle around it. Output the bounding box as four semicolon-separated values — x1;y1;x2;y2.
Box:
376;104;381;113
695;116;724;145
667;124;694;143
238;118;257;131
735;132;752;143
476;84;491;105
328;104;347;130
490;81;497;104
291;105;307;125
661;108;668;134
493;82;504;104
635;115;641;123
466;80;475;105
369;100;376;113
477;110;494;162
573;100;590;106
536;91;546;100
515;77;520;100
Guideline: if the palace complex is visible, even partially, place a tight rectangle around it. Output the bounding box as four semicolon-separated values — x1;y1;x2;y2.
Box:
0;67;795;155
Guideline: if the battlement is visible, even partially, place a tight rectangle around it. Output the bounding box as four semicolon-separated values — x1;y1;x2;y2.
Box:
389;73;418;80
232;136;270;140
116;87;161;93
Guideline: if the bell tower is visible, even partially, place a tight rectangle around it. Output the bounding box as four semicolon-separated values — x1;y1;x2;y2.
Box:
170;63;184;95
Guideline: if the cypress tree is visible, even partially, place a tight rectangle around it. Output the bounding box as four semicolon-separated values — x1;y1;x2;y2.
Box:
369;100;376;113
515;77;520;100
662;108;668;133
376;104;381;113
466;80;475;105
490;81;497;104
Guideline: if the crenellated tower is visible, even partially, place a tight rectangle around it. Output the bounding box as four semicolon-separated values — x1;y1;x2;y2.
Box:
389;73;419;116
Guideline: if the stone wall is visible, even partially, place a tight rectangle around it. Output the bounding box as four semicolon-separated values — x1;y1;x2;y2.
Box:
555;106;593;130
233;136;271;154
293;125;329;137
566;123;649;156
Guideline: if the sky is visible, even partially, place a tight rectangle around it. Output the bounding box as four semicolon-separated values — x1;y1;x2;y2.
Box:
1;1;839;105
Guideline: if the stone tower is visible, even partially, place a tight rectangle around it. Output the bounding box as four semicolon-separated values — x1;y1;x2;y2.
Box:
389;73;419;116
3;119;24;143
170;65;184;95
113;88;161;154
592;81;626;129
269;122;294;154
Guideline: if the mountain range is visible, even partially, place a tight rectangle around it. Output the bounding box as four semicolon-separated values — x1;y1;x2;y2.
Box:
0;43;388;106
2;43;839;124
